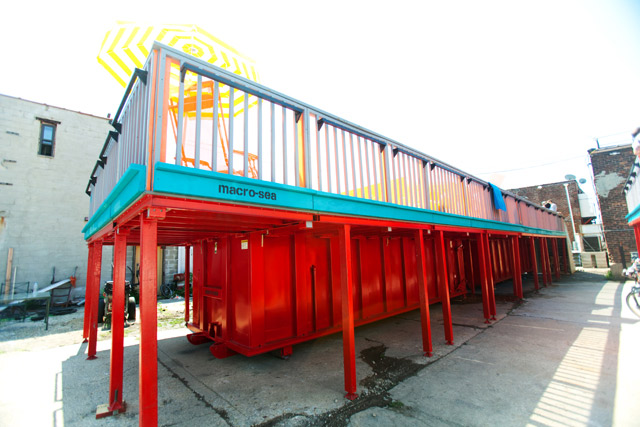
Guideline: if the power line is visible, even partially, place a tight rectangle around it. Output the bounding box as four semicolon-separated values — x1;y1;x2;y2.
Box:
476;155;587;175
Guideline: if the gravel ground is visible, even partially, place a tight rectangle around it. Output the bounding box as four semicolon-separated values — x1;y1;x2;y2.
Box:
0;298;187;353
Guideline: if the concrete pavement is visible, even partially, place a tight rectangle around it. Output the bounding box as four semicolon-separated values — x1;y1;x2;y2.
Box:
0;270;638;426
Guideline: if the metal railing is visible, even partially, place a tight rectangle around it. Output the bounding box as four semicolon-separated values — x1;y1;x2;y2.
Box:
87;57;154;216
86;42;565;233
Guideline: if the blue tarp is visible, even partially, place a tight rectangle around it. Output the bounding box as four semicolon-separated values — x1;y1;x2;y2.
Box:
489;183;507;211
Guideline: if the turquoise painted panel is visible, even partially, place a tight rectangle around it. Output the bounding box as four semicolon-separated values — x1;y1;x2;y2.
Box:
626;203;640;224
82;164;146;239
153;163;315;211
313;192;565;236
85;163;566;241
312;192;436;224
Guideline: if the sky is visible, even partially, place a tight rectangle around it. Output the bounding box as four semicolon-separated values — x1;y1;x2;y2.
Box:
2;0;640;201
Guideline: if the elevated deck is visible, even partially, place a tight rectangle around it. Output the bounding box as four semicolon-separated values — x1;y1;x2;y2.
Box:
84;42;564;243
82;43;569;426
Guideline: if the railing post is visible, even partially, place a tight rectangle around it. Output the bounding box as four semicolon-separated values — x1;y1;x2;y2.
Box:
154;51;168;167
422;161;430;210
195;74;202;169
304;109;312;188
383;145;393;203
228;88;235;175
243;91;249;177
176;68;185;166
463;177;470;216
144;50;158;191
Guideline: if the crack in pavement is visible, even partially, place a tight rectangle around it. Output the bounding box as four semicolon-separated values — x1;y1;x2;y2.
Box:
157;357;233;426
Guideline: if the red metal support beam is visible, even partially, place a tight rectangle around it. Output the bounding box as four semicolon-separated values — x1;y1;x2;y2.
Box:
477;233;491;323
542;238;552;286
139;214;158;426
414;229;433;356
539;238;547;287
83;243;95;342
87;241;103;360
509;237;517;297
338;224;358;400
551;239;560;280
511;236;523;299
435;229;454;344
561;239;569;274
546;238;553;284
184;246;191;323
484;234;497;320
529;237;539;290
101;228;129;417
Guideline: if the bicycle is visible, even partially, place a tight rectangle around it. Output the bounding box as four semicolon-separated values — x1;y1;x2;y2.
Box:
160;273;186;299
623;261;640;318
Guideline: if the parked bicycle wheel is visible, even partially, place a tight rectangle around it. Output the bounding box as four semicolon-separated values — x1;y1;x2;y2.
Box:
626;288;640;318
160;283;175;299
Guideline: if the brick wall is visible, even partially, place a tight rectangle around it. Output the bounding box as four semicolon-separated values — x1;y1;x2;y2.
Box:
163;246;179;284
0;95;112;294
589;144;636;266
509;181;581;244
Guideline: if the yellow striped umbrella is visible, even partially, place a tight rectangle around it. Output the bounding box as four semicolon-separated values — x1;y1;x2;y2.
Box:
99;22;261;176
98;21;259;87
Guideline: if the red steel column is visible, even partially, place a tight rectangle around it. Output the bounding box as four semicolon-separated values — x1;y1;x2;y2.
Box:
529;237;539;290
338;224;358;400
139;215;158;426
477;233;491;323
414;229;433;357
545;238;553;284
511;236;523;299
108;228;128;414
539;238;548;287
509;237;517;297
184;246;191;323
87;241;103;360
634;225;640;252
83;243;95;342
435;230;453;345
551;239;560;280
484;234;497;320
543;238;552;285
561;239;569;274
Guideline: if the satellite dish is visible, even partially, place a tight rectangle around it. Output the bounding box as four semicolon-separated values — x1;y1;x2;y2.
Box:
564;174;576;180
579;178;587;184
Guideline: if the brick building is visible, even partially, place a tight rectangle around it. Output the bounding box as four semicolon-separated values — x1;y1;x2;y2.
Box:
0;94;112;294
509;180;582;246
588;144;635;269
0;94;181;299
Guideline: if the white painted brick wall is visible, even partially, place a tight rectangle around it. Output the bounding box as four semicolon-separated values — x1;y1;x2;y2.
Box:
0;95;112;296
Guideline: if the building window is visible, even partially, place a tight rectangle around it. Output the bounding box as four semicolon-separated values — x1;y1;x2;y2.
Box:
37;120;58;157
